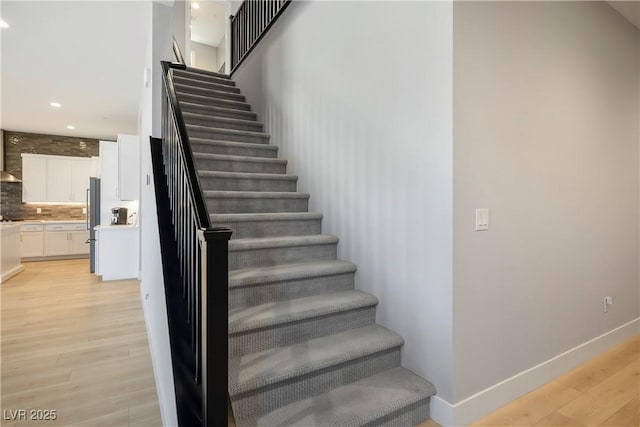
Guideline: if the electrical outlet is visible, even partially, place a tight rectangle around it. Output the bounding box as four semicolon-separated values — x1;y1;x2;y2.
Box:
82;207;87;214
36;207;42;214
603;296;613;313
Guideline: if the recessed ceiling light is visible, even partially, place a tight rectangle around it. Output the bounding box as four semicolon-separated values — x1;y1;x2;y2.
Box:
192;2;200;10
66;125;75;130
50;102;61;108
0;20;9;29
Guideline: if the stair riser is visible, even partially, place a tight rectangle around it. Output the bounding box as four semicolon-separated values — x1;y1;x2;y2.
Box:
200;176;296;192
176;84;245;102
230;347;401;421
218;217;320;239
180;104;256;121
207;197;308;214
369;399;431;427
188;127;269;144
177;93;251;111
173;76;241;94
229;241;336;269
184;116;263;132
195;158;285;174
190;142;278;159
229;271;355;309
173;70;235;87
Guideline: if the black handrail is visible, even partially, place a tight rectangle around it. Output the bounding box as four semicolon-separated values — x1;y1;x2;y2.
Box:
173;37;186;65
160;59;232;426
230;0;292;74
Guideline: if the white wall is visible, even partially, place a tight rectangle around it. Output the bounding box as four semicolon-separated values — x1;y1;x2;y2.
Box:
452;0;639;421
190;40;218;72
138;2;178;426
232;0;454;402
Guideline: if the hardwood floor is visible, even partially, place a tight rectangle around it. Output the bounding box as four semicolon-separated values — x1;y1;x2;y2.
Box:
472;334;640;427
1;259;161;426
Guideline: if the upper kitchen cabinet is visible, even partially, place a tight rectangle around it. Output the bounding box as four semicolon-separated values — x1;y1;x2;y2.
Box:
117;134;139;201
22;154;98;203
22;155;47;202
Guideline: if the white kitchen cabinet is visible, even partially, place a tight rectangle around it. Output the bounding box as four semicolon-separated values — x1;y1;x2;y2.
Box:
69;230;89;254
43;223;89;257
22;154;98;203
70;159;95;202
20;224;44;258
118;134;139;201
21;155;47;202
46;157;72;202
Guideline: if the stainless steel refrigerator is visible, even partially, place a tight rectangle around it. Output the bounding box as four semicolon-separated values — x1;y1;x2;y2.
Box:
87;177;100;273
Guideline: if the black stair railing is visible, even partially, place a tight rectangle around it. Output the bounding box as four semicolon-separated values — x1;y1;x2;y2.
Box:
159;55;232;427
230;0;292;73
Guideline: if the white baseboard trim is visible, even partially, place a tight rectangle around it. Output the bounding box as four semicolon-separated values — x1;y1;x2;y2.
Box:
430;318;640;427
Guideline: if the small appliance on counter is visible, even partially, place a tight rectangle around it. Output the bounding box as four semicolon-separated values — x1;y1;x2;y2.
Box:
111;207;128;225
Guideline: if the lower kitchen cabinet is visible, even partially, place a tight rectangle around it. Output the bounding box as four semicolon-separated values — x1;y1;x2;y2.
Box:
21;222;89;259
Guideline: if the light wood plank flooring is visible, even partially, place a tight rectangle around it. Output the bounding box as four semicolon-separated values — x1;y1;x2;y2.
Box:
1;259;161;426
472;334;640;427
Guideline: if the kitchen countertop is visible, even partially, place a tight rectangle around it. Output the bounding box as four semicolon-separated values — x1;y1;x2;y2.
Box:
21;220;87;224
94;224;139;230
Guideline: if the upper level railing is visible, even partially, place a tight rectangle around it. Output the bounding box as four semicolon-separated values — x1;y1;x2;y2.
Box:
160;48;232;425
230;0;292;73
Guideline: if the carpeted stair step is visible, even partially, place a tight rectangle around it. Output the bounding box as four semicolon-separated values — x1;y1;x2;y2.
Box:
228;325;403;421
240;366;436;427
194;153;286;174
179;102;257;121
173;67;235;86
229;290;378;357
229;259;357;309
184;112;263;132
173;75;241;94
199;171;297;192
205;191;309;214
177;92;252;111
189;138;278;159
228;234;337;269
175;82;246;102
187;124;270;144
211;212;320;239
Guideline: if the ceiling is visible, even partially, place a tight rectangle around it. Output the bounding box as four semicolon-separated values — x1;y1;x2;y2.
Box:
190;0;226;47
607;1;640;29
0;1;149;141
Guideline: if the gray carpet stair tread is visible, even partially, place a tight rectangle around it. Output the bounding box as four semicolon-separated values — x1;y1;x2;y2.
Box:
176;66;232;80
179;102;257;118
228;324;403;395
175;83;245;100
200;171;297;181
186;124;270;139
244;367;437;427
177;92;250;109
214;211;322;223
194;153;286;165
184;112;262;127
205;191;310;200
229;259;356;288
229;234;337;252
229;290;378;334
173;76;241;92
190;138;277;151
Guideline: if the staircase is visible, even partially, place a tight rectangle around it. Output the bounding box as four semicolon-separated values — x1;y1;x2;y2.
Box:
172;66;437;426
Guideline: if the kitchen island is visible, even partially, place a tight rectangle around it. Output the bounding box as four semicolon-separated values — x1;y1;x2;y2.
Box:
0;222;25;283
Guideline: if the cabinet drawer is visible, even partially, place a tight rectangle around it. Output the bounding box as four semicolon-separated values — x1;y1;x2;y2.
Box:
45;223;85;231
22;224;43;232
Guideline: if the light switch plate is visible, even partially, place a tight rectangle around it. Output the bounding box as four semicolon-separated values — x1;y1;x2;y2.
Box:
476;208;489;231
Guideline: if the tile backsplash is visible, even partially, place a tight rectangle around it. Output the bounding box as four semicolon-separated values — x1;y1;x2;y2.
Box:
1;130;99;220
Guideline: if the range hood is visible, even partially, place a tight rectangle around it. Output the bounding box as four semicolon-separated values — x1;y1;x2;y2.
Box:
0;130;21;183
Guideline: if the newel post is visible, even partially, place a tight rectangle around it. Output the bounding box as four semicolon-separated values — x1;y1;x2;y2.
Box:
200;226;233;427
